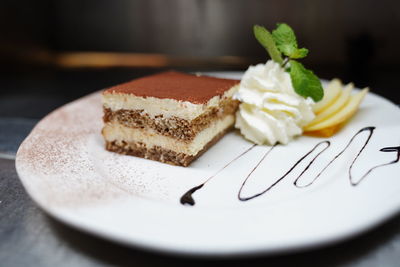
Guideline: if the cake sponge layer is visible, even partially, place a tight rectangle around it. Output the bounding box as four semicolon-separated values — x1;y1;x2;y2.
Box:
102;115;235;156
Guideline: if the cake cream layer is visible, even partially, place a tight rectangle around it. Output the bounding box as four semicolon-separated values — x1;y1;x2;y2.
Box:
102;115;234;156
103;85;239;121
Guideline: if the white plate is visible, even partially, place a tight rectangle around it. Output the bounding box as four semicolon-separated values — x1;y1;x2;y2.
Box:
16;73;400;256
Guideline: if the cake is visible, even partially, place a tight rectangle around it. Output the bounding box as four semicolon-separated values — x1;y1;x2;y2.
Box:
102;71;240;166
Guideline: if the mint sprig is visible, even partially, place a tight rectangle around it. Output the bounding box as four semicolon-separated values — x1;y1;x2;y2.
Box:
253;23;323;102
272;23;309;59
289;60;324;101
253;25;283;64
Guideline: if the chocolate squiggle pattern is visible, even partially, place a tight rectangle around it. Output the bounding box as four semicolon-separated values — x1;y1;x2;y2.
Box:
181;127;400;205
180;144;256;205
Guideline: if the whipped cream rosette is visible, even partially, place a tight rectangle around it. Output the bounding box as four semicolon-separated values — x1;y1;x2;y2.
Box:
234;60;315;145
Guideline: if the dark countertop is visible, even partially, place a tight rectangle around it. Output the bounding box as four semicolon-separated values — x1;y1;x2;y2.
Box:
1;69;400;266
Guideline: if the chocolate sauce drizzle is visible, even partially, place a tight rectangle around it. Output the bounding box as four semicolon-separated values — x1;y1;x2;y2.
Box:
180;144;256;205
180;184;204;206
238;141;330;201
297;127;399;187
180;127;400;206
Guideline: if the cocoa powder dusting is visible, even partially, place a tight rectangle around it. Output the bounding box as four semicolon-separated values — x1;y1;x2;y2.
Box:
103;71;239;104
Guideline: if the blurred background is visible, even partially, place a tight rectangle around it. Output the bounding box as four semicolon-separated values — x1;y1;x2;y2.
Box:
1;0;399;119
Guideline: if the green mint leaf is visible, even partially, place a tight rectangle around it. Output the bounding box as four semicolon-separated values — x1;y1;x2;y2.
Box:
272;23;297;57
290;47;309;59
289;60;324;102
253;25;283;64
272;23;308;59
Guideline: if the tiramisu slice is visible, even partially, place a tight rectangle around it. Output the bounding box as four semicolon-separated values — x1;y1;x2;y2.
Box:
102;71;239;166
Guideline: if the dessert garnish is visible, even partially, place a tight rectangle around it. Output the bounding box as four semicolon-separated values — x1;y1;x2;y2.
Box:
235;23;321;145
304;79;369;137
234;60;315;145
253;24;323;102
235;23;368;144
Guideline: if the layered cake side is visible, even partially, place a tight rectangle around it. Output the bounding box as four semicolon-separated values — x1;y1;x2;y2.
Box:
102;71;240;166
